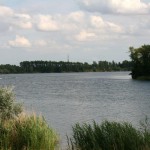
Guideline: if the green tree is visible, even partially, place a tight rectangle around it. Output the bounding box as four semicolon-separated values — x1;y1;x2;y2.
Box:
129;45;150;79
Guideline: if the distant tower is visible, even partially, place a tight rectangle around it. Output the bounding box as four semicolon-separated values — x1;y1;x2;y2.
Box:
67;54;69;62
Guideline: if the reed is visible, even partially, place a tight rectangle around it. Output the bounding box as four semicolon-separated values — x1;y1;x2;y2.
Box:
0;86;58;150
0;113;59;150
68;120;150;150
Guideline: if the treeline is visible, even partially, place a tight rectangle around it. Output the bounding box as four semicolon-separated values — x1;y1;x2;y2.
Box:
0;64;21;74
0;60;132;74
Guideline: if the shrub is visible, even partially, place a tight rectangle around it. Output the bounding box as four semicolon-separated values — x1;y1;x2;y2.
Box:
0;87;22;120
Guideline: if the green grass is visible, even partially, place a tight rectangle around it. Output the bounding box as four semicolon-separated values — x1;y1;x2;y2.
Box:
0;86;59;150
68;120;150;150
0;113;59;150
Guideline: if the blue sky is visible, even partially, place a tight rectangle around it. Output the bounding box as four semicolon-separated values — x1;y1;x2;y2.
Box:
0;0;150;64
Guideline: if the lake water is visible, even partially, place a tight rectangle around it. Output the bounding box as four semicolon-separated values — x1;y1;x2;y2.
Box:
0;72;150;145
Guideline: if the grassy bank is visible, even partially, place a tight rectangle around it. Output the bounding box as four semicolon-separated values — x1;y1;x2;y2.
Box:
1;86;150;150
0;114;59;150
0;87;58;150
67;120;150;150
1;118;150;150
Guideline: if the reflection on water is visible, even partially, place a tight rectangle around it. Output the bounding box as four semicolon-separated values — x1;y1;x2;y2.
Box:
0;72;150;145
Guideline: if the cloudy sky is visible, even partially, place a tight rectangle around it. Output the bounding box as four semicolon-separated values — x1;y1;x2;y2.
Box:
0;0;150;65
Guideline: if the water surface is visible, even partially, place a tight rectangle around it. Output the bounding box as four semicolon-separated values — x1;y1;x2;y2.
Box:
0;72;150;144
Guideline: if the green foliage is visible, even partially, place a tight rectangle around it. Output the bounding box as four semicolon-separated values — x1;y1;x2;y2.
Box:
0;114;58;150
68;120;150;150
19;60;132;73
0;64;22;74
129;45;150;79
0;87;58;150
0;87;22;120
0;60;132;74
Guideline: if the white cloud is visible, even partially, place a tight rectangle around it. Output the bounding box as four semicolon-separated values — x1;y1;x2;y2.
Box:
35;15;59;31
90;15;123;33
75;30;96;41
77;0;150;14
107;22;123;33
8;35;31;48
68;11;85;22
34;40;47;47
0;5;147;59
0;1;150;64
13;14;32;29
0;5;32;30
0;5;14;17
57;12;84;31
18;21;32;29
90;16;106;28
15;14;31;20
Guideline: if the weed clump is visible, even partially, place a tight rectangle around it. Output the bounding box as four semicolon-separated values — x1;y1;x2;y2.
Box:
0;87;58;150
68;120;150;150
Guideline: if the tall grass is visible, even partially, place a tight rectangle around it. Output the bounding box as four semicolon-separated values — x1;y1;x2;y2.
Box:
68;120;150;150
0;86;58;150
0;113;59;150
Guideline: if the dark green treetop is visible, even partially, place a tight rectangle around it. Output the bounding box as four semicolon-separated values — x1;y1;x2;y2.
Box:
130;44;150;79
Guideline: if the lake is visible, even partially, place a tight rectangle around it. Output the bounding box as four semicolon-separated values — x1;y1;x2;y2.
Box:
0;72;150;145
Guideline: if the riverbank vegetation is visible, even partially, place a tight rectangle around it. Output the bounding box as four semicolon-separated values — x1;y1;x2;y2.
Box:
68;120;150;150
0;87;58;150
130;44;150;80
1;87;150;150
0;60;132;74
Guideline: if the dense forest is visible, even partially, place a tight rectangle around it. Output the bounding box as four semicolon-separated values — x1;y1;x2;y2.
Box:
0;60;132;74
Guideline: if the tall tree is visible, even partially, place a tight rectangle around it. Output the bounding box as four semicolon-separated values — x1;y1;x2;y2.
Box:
129;45;150;79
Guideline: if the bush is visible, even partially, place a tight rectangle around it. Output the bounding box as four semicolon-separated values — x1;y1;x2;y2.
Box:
0;87;22;120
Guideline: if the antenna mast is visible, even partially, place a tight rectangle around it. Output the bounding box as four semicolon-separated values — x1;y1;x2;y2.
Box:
67;54;69;62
